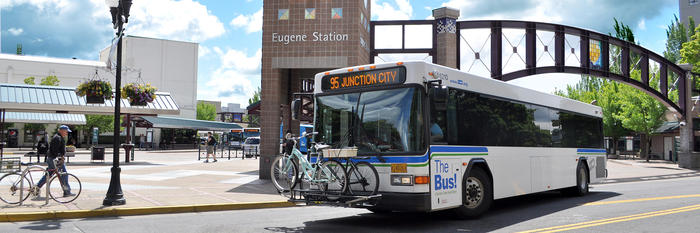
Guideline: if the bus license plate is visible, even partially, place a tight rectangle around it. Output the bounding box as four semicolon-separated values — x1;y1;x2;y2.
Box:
391;163;407;173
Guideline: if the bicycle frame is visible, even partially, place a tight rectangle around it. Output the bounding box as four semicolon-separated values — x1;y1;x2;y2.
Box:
18;165;50;205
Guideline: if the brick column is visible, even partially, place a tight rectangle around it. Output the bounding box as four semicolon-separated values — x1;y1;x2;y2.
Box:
678;63;700;168
433;7;460;69
259;67;283;179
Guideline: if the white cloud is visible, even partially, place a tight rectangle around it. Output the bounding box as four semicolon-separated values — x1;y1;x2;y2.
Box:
199;45;211;58
638;19;647;30
8;28;24;36
199;48;261;106
125;0;225;42
372;0;413;20
230;8;263;34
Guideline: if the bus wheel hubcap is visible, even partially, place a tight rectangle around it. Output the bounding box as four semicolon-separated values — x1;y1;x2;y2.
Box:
579;168;587;190
465;177;483;208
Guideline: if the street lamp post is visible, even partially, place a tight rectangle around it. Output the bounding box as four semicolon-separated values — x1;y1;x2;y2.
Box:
103;0;131;206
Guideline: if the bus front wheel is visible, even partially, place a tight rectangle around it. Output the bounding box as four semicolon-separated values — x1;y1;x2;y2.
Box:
562;163;589;196
453;167;493;219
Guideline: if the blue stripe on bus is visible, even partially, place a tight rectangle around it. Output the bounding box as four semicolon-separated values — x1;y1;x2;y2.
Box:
310;146;487;164
577;148;606;153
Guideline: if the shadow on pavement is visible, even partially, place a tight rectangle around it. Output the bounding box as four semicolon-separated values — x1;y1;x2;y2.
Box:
289;191;620;233
226;179;279;195
62;161;164;167
19;219;70;231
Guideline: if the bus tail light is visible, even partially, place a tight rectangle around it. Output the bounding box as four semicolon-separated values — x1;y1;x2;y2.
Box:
415;176;430;184
391;175;413;186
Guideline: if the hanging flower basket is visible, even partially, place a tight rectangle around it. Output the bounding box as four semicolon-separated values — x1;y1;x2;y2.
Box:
76;80;113;104
122;83;157;106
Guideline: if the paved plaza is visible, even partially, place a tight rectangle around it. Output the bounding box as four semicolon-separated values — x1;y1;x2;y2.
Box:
0;149;285;213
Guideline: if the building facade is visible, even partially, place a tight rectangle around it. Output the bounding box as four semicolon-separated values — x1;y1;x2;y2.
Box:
1;36;198;148
260;0;372;174
680;0;700;26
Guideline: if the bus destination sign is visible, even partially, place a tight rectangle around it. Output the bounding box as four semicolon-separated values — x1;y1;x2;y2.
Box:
321;67;406;91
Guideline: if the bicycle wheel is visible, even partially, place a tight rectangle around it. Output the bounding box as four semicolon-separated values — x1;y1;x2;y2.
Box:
48;173;81;204
319;160;348;194
347;161;379;196
0;173;31;204
270;156;298;194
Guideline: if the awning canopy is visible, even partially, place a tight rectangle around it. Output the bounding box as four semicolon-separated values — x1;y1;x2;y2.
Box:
133;116;242;131
654;121;680;134
3;112;86;125
0;83;180;115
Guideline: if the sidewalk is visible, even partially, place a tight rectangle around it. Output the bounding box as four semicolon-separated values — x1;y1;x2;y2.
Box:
0;150;288;219
603;158;700;183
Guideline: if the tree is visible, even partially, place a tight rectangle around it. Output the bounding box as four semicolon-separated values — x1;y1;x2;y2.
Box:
23;75;60;86
246;87;261;127
665;15;696;64
197;101;217;121
40;75;60;86
74;115;114;144
24;77;36;85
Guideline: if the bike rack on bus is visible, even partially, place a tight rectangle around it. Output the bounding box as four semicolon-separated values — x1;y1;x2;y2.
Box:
285;187;382;208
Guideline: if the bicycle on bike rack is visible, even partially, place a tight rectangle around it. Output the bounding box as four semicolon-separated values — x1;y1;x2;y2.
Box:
270;132;381;207
0;157;82;205
270;132;348;198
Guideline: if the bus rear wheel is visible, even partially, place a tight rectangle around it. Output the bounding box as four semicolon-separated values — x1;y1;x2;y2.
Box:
453;167;492;219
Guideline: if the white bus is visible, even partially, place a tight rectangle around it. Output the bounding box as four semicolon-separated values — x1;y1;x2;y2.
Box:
310;61;606;217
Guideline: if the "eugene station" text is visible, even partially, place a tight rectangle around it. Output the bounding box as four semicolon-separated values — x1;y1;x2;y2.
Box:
272;32;349;44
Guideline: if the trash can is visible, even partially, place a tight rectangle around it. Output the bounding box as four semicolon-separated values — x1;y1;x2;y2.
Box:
91;146;105;162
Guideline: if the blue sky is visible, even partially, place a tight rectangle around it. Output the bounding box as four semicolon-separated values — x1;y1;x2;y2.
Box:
0;0;682;106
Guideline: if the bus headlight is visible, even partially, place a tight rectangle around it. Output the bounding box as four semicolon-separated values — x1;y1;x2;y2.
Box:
391;175;413;186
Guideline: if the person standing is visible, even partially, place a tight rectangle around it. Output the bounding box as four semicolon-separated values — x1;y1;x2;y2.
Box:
36;136;49;163
204;132;218;163
139;134;145;150
34;125;74;197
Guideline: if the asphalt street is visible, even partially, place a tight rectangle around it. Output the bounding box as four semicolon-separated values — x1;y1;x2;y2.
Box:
2;176;700;233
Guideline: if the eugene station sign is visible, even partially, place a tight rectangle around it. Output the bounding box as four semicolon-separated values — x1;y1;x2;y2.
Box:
271;32;350;44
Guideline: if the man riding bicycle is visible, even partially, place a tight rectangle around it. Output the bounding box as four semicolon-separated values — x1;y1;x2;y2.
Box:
33;125;74;197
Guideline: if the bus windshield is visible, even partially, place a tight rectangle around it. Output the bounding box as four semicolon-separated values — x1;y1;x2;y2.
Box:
315;87;425;154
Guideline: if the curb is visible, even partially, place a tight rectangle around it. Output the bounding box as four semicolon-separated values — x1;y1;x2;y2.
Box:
0;201;297;222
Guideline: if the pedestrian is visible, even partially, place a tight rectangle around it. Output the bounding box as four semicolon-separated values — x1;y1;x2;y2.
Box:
34;125;74;197
204;132;218;163
37;136;49;163
139;134;145;150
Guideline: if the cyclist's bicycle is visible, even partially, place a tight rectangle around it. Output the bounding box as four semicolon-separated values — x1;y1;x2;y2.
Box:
270;132;348;196
0;157;82;204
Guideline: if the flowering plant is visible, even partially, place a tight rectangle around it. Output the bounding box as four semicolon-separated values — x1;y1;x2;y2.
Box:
121;83;157;106
76;80;113;103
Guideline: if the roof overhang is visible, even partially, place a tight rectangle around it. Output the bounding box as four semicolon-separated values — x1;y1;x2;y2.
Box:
3;112;86;125
134;116;242;131
0;83;180;115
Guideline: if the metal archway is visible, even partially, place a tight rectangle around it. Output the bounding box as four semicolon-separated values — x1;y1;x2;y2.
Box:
370;20;690;117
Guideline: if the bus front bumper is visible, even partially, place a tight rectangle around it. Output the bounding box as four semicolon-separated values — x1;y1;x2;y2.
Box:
372;192;431;212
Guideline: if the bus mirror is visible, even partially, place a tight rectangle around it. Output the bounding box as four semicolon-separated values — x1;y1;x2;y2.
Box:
291;98;302;120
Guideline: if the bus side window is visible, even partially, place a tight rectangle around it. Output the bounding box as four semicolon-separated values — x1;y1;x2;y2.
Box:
430;88;448;144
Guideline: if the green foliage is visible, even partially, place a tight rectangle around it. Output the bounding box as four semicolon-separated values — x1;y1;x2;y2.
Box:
122;83;157;105
248;87;261;105
23;76;60;86
40;75;60;86
665;15;696;64
197;101;217;121
611;18;636;43
74;115;114;134
23;123;46;131
681;25;700;74
24;77;36;85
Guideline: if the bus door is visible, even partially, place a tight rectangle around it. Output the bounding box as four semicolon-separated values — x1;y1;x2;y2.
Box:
430;151;463;210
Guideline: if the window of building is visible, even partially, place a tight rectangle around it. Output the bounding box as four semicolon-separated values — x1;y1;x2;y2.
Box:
332;8;342;19
278;9;289;20
305;8;316;19
691;0;699;6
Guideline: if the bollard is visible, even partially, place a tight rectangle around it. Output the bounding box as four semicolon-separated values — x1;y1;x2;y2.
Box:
198;145;201;160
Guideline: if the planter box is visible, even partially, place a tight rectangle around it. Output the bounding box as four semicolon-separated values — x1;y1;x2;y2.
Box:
86;95;105;104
